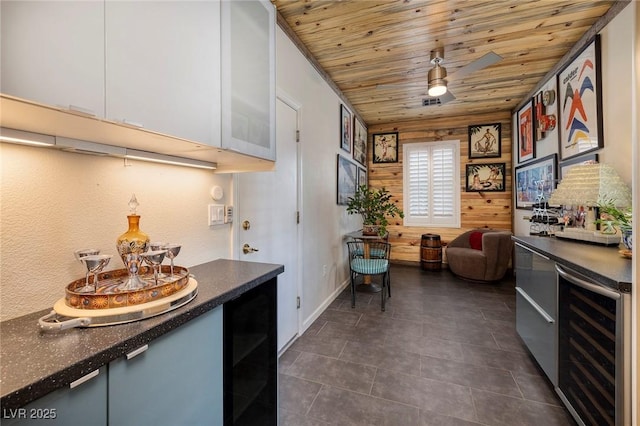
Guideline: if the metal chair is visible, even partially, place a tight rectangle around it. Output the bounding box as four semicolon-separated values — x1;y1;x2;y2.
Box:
346;241;391;311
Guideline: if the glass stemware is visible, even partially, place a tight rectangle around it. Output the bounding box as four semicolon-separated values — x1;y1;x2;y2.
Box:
79;254;112;293
162;244;181;277
149;242;167;278
74;248;100;262
140;250;167;286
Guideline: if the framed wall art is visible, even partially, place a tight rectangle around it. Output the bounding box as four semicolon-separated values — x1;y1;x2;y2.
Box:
557;35;603;161
465;163;506;192
340;104;352;153
514;153;557;209
468;123;501;159
353;116;367;166
559;153;598;180
372;132;398;163
337;154;357;205
357;167;367;188
517;100;535;163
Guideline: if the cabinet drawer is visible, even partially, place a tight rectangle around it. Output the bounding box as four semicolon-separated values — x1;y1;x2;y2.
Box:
515;244;557;318
516;289;557;386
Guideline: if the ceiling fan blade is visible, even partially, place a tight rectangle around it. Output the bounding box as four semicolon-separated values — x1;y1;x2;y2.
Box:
451;51;502;79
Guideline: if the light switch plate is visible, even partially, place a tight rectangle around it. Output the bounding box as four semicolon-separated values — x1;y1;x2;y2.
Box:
208;204;225;226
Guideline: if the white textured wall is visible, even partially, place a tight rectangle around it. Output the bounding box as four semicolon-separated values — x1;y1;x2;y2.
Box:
0;143;232;321
513;5;635;237
276;28;361;329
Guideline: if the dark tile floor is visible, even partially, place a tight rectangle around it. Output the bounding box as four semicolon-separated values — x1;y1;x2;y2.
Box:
278;264;575;426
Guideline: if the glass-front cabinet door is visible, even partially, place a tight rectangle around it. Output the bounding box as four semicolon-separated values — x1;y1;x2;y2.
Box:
221;0;276;161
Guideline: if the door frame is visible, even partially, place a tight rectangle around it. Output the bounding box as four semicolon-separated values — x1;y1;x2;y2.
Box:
232;90;303;353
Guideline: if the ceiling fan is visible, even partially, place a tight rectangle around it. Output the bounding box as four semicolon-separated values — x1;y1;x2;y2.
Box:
376;47;503;105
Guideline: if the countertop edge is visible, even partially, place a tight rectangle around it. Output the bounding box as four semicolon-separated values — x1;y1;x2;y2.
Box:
0;260;284;410
512;236;632;292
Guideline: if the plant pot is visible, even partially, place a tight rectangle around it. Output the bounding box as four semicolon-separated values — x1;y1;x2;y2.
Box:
362;224;380;236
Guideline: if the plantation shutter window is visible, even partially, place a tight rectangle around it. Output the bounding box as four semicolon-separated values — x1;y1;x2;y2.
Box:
403;141;460;227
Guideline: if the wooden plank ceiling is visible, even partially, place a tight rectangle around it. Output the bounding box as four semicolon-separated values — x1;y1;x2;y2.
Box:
272;0;617;125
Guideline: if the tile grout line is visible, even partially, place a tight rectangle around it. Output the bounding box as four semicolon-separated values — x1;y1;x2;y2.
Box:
304;383;324;418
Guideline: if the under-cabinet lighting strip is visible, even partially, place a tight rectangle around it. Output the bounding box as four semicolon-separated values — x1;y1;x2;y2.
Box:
0;127;55;147
56;136;127;157
0;127;217;170
125;149;217;170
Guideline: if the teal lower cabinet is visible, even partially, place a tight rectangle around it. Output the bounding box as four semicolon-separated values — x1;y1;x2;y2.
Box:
108;306;223;426
2;367;107;426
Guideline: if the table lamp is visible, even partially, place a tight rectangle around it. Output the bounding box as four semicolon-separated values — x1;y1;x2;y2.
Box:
548;163;631;245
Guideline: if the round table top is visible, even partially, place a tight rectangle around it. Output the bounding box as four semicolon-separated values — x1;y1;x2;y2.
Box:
346;230;389;240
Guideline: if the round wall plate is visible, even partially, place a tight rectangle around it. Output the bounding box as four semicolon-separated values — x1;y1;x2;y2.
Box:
210;185;224;201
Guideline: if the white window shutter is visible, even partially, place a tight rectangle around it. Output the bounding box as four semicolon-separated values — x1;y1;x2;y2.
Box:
403;140;460;227
408;148;429;217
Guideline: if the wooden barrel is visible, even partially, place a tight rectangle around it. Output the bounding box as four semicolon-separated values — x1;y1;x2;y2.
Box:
420;234;442;271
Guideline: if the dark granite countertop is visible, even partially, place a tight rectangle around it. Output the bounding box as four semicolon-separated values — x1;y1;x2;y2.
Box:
0;259;284;411
512;236;632;292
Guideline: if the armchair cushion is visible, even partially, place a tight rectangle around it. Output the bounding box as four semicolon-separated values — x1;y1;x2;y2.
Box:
469;231;484;250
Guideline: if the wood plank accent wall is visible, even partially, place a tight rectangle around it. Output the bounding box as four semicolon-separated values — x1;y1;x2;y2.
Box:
367;112;513;264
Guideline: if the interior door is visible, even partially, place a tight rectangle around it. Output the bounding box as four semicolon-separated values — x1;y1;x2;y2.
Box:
236;96;300;352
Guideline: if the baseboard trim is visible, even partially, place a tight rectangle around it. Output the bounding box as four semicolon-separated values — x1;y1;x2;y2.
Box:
300;279;349;333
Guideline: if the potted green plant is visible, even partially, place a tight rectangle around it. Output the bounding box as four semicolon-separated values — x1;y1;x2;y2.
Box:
346;185;404;236
595;199;632;250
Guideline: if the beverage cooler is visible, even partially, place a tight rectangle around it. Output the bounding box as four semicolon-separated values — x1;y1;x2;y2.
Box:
223;279;278;426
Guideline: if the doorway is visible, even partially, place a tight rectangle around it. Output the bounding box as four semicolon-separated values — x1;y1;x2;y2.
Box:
235;95;301;353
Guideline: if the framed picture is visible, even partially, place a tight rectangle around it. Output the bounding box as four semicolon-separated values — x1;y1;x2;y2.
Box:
373;132;398;163
340;104;352;153
353;116;367;165
514;153;557;209
468;123;501;158
559;153;598;180
533;91;544;141
357;167;367;188
465;163;506;192
517;100;535;163
557;35;603;161
337;154;357;205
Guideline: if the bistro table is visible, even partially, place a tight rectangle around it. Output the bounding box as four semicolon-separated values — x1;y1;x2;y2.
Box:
346;230;389;293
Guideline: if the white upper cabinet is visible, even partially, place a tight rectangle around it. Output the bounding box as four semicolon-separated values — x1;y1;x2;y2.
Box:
0;0;276;163
105;1;221;146
0;1;105;117
221;0;276;161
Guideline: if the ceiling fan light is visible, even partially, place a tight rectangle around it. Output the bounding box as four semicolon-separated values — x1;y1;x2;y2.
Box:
427;64;448;97
427;82;447;97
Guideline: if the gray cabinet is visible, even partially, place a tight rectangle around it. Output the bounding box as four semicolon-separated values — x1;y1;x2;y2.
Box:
514;242;558;385
0;0;105;117
3;307;223;426
2;367;107;426
108;306;223;426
